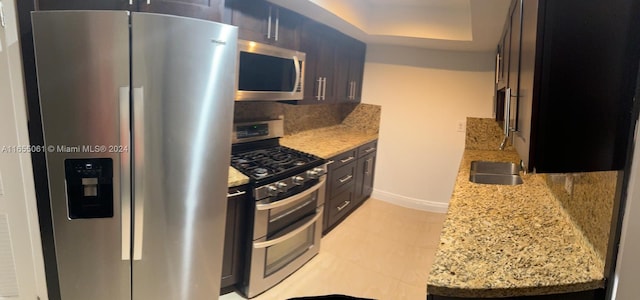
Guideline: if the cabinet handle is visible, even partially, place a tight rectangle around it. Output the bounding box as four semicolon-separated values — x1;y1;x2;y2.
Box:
339;174;353;183
129;0;133;5
326;160;335;165
274;8;279;41
365;158;373;175
322;77;327;100
496;53;501;84
364;147;376;153
316;77;323;101
337;200;351;211
267;6;272;40
504;87;511;136
340;156;355;163
227;190;246;198
352;81;357;99
147;0;150;4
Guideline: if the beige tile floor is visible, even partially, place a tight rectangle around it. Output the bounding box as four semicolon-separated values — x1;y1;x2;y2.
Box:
221;198;447;300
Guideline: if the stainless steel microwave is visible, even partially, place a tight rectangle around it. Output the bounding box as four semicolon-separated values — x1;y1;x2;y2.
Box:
235;40;305;101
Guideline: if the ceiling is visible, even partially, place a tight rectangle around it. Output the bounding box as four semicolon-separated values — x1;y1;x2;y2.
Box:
268;0;511;52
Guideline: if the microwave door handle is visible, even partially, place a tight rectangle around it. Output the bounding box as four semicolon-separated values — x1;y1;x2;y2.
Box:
292;55;301;94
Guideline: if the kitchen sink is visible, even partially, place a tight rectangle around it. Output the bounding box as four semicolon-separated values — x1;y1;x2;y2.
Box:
469;161;523;185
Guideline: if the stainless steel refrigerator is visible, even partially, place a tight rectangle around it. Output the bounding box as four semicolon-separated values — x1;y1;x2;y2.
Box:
31;11;237;300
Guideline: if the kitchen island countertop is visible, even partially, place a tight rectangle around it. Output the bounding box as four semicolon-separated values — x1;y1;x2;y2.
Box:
280;124;378;159
427;149;604;298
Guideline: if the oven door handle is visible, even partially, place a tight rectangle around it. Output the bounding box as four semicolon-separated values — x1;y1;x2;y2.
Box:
254;208;322;249
256;176;326;211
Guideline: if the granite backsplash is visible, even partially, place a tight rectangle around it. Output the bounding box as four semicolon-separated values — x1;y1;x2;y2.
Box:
234;102;380;135
465;117;616;263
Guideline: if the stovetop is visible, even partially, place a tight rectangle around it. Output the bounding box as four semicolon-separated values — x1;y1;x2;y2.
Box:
231;144;325;183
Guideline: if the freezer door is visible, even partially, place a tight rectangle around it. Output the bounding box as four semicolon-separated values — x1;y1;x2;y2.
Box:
32;11;131;300
130;13;238;299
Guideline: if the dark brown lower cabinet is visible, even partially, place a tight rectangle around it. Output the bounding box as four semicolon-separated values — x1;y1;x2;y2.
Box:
427;288;604;300
354;143;377;205
221;185;248;293
323;140;377;234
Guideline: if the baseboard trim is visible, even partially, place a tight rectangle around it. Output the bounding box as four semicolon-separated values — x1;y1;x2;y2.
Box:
371;189;449;213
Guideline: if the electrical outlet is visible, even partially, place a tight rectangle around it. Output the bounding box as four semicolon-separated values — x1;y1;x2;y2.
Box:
564;174;573;195
456;120;466;132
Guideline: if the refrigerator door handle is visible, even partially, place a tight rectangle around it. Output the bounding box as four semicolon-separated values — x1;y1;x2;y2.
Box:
133;86;145;261
120;87;131;261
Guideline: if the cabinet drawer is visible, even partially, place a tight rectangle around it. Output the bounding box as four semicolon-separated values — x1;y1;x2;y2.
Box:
327;149;357;171
327;188;355;227
329;162;356;198
357;140;377;158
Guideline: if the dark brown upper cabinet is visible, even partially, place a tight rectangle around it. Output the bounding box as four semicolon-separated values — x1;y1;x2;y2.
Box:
334;34;366;103
298;20;366;105
225;0;301;50
299;21;337;104
503;0;640;173
139;0;225;22
37;0;224;21
36;0;134;10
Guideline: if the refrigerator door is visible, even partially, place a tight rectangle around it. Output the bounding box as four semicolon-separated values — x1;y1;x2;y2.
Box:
32;11;131;300
130;13;238;299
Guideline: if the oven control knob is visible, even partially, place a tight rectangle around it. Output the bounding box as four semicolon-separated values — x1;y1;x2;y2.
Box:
306;170;319;179
267;185;279;196
276;182;288;191
313;167;326;176
292;176;305;185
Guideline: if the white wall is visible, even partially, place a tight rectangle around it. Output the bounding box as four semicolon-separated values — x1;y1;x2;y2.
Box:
0;0;48;298
362;44;495;212
612;128;640;299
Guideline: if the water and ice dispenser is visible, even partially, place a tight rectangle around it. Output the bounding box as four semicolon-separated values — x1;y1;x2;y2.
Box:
64;158;114;219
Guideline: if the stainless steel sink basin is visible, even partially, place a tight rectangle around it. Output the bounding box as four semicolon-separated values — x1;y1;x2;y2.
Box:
469;173;523;185
470;161;520;175
469;161;523;185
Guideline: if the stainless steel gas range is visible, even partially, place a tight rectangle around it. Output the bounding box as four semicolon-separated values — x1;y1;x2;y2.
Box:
231;119;327;298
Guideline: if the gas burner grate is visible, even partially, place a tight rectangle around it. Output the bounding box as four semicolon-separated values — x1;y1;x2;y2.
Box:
231;146;320;180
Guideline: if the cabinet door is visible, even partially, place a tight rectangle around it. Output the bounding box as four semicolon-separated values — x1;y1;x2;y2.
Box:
226;0;300;50
334;34;366;102
506;0;521;134
355;141;377;204
139;0;225;22
359;152;376;203
300;21;337;104
333;39;351;102
37;0;133;10
347;40;366;102
221;187;248;290
326;188;356;231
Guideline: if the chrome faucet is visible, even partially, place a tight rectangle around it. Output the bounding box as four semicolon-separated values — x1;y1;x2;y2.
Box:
499;134;509;150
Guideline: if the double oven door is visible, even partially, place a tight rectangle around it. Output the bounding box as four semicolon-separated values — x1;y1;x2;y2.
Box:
244;176;326;298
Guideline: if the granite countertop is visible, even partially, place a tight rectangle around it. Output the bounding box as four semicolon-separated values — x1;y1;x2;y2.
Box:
227;125;377;188
427;149;604;298
280;124;378;159
228;167;249;188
